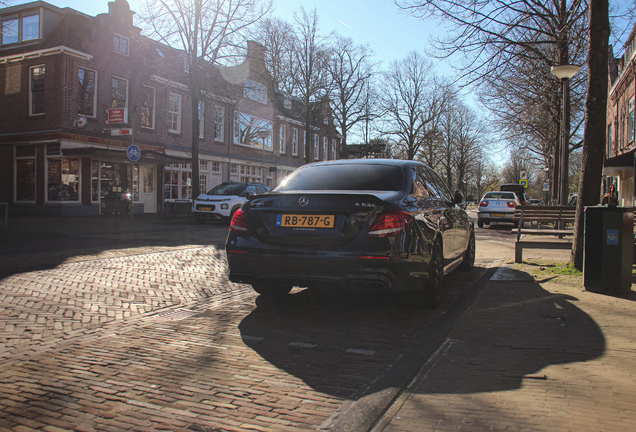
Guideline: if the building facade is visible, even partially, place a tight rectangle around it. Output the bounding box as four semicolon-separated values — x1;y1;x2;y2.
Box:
606;25;636;206
0;0;341;216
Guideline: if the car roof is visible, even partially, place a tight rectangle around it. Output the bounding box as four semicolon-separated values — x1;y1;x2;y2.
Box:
301;158;425;169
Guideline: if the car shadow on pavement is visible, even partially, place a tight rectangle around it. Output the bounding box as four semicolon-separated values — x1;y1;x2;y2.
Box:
412;267;606;395
238;267;606;399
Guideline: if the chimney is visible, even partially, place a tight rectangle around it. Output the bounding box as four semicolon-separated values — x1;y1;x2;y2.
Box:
108;0;135;26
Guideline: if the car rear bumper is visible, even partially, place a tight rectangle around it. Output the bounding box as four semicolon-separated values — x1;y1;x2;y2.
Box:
226;249;425;292
477;211;514;224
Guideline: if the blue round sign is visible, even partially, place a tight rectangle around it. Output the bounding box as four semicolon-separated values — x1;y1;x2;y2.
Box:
127;144;141;162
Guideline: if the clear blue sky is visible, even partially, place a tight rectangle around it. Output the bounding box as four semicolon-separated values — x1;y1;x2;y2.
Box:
40;0;452;73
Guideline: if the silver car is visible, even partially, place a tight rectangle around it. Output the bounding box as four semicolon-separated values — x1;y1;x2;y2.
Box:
477;191;519;228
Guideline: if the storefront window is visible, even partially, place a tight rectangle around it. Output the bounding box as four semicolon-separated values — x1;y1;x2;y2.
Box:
165;170;179;200
47;158;80;201
181;171;191;199
91;160;99;202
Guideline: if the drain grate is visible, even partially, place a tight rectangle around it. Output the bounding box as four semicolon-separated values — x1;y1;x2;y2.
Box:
156;308;198;321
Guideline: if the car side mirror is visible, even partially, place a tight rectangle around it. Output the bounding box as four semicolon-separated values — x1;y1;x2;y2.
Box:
453;189;464;205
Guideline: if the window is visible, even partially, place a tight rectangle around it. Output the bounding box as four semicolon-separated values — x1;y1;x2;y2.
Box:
292;128;298;156
15;145;36;202
314;134;319;160
140;85;155;129
200;174;207;196
233;111;272;150
244;79;267;104
29;65;45;115
114;33;129;55
111;77;127;108
47;157;80;202
1;13;39;45
211;161;220;172
323;137;328;161
230;164;237;174
607;123;613;158
77;68;96;117
332;139;337;160
168;93;182;133
629;97;634;144
214;106;224;141
198;101;205;139
279;125;286;154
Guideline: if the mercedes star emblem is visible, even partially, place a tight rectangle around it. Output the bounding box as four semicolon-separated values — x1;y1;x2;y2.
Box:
298;196;310;206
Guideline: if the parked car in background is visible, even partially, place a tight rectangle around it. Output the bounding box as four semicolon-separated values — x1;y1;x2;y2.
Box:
192;182;270;223
477;191;520;228
529;198;543;205
226;159;475;308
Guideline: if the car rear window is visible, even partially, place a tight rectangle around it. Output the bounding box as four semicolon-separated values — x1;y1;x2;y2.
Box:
484;192;515;199
208;183;245;195
274;164;405;192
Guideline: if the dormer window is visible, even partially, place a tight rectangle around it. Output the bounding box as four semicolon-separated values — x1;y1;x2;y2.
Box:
1;12;40;46
114;33;129;55
284;97;292;110
244;79;267;104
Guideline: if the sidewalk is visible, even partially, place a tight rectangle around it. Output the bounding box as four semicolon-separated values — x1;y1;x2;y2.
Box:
374;264;636;431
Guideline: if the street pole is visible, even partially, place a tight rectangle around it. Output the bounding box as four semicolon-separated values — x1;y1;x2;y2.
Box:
559;77;568;206
551;64;580;205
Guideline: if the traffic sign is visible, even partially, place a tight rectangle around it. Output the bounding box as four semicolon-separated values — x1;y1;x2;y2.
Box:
543;182;550;192
127;144;141;162
519;179;528;188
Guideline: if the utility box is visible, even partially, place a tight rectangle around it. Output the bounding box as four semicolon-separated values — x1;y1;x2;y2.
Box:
583;205;634;294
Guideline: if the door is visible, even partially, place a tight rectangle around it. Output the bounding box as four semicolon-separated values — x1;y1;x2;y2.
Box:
141;166;156;213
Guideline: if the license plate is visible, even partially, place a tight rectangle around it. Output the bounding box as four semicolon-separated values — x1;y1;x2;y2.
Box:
276;214;335;228
491;213;505;217
199;207;212;212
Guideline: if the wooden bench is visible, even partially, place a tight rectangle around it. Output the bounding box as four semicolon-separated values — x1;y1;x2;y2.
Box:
511;205;576;263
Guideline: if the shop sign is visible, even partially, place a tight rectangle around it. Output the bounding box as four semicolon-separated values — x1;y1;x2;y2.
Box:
46;142;61;155
107;108;128;124
111;128;133;136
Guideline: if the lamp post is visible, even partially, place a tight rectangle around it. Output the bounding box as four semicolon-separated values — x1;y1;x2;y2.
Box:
551;64;580;205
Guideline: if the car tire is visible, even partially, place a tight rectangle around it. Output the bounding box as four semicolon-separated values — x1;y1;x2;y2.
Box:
477;220;484;228
252;281;293;297
418;240;443;308
459;229;476;271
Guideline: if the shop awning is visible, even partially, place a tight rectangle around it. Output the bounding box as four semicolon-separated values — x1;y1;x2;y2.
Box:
604;149;635;176
62;147;191;164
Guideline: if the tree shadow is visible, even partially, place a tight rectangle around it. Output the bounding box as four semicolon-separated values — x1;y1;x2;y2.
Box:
239;267;606;398
0;214;229;280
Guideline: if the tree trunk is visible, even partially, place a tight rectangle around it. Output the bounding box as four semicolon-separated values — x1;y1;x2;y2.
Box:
570;0;610;270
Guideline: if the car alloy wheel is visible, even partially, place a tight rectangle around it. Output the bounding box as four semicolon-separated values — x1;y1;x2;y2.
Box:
420;240;443;308
459;230;476;271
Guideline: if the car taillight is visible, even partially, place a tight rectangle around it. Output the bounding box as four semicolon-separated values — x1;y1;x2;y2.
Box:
367;211;413;237
479;201;488;207
507;201;516;208
230;208;248;232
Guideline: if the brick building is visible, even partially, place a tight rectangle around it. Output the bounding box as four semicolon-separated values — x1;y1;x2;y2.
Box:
606;25;636;206
0;0;341;216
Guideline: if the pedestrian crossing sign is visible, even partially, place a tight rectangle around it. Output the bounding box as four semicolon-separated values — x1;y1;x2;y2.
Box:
519;179;528;188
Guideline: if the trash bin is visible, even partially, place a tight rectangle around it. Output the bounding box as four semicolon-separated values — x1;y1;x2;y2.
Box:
583;205;634;294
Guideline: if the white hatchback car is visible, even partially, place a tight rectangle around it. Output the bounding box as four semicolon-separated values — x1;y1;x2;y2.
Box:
477;191;519;228
192;182;269;223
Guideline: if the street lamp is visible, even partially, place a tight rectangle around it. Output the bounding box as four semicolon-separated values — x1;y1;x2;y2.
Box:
551;64;580;205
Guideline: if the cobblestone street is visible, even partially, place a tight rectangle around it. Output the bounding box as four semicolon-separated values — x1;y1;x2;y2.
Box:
0;215;482;431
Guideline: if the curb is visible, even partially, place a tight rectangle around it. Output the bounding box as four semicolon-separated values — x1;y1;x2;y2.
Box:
320;264;499;432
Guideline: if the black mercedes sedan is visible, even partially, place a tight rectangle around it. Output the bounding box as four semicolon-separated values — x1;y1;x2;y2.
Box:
225;159;475;308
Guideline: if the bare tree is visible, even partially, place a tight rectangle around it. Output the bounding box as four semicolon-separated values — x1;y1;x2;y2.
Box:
396;0;588;201
571;0;610;270
250;17;296;94
290;8;333;163
137;0;271;198
379;52;450;160
326;35;377;157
